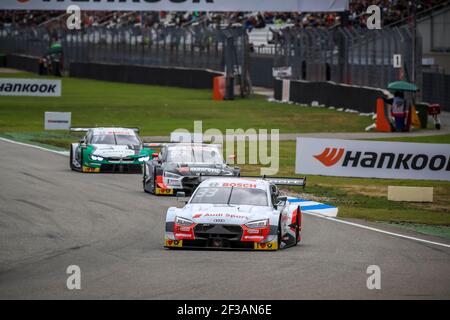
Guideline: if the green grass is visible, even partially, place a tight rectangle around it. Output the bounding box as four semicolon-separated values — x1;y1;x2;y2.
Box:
0;131;80;150
380;222;450;240
373;134;450;144
0;72;372;135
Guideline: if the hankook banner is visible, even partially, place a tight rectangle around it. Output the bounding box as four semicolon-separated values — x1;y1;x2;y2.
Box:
296;137;450;181
0;78;61;97
0;0;349;12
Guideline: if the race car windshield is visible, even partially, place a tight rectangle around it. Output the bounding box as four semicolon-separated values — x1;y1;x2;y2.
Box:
91;133;140;146
167;147;223;164
229;188;268;206
91;134;116;145
191;187;268;206
115;134;140;146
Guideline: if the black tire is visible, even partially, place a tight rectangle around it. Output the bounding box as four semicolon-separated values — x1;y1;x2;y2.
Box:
70;145;81;172
277;215;282;250
79;147;84;173
293;207;301;246
144;166;157;194
70;145;75;171
150;167;157;194
143;164;148;193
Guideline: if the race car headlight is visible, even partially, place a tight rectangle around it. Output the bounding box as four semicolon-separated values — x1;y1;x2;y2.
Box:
138;156;150;162
90;155;104;161
175;216;194;227
245;219;269;229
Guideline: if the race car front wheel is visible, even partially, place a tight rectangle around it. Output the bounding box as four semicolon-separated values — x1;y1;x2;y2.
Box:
150;172;157;194
143;166;156;194
70;145;77;171
143;165;148;192
293;207;301;246
277;215;282;249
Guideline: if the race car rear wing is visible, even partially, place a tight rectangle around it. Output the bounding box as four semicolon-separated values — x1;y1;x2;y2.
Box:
261;176;307;188
142;142;222;148
196;175;307;188
70;127;140;133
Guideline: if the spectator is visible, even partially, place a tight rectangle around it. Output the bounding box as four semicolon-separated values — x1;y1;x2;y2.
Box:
0;1;447;30
391;91;407;132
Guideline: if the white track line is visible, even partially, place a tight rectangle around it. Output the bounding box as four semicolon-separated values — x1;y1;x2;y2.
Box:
0;137;69;156
1;136;449;249
305;211;450;249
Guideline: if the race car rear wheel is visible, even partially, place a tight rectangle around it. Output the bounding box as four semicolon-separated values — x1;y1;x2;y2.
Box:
143;166;157;194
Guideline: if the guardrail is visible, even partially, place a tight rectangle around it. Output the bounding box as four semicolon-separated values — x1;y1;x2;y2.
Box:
274;78;389;114
69;62;223;89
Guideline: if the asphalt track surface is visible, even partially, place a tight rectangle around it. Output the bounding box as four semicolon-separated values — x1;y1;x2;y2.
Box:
0;139;449;299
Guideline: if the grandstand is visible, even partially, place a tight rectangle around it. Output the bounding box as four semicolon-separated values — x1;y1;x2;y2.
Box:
0;0;449;108
1;1;447;29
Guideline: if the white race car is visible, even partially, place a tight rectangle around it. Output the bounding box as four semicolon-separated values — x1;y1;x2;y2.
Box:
164;176;306;251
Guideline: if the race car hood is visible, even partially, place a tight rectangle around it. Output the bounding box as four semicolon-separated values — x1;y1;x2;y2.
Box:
179;204;273;225
92;144;139;158
166;163;234;176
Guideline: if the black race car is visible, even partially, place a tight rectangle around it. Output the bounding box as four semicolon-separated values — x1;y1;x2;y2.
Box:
143;143;240;195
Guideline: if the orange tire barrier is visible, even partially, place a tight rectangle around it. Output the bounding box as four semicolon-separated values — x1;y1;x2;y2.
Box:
213;76;225;101
375;98;392;132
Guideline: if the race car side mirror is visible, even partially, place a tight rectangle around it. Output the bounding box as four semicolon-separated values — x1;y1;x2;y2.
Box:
79;138;86;145
276;196;288;207
177;191;186;198
176;192;188;204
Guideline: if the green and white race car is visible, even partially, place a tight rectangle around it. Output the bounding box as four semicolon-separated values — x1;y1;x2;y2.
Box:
70;127;155;173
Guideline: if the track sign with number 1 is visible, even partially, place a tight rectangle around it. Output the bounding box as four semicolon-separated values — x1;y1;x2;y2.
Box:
393;54;402;69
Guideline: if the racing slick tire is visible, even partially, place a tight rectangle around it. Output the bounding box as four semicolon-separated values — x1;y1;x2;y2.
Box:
70;145;75;171
70;145;80;172
143;166;157;194
277;210;300;249
143;165;148;193
277;215;282;250
293;206;301;246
